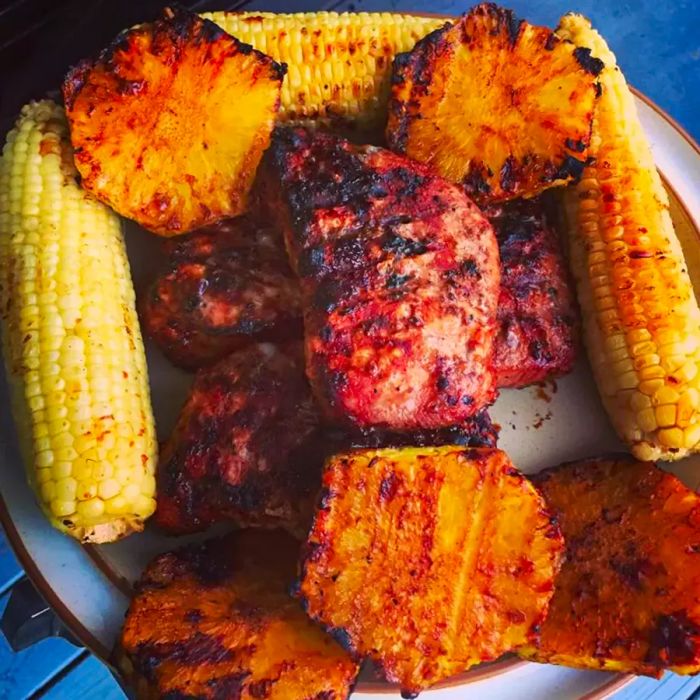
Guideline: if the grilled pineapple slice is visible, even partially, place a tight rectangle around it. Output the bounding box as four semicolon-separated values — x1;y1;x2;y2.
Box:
297;446;564;695
119;530;359;699
520;456;700;676
386;3;601;203
63;7;284;236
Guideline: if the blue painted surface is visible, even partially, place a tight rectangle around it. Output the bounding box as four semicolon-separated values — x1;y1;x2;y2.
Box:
615;675;700;700
0;536;22;599
0;593;85;699
40;655;125;700
0;0;698;698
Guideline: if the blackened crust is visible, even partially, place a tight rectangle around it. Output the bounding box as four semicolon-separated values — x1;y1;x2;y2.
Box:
573;46;605;76
155;343;323;537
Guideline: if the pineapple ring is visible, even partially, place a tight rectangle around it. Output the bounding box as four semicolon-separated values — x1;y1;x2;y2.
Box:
387;3;601;203
297;446;564;695
63;7;284;236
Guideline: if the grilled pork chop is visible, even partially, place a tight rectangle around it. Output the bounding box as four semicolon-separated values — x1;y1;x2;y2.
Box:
140;216;302;370
155;343;322;537
118;530;359;699
488;198;578;387
257;126;500;430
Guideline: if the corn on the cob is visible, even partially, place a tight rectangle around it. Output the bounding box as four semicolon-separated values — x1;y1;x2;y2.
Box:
0;100;157;542
556;15;700;461
202;11;445;129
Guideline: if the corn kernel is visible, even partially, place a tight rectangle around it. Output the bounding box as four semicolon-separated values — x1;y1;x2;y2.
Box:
684;425;700;449
52;431;73;449
622;422;642;443
658;428;684;449
655;405;676;428
56;477;77;501
637;408;657;432
121;483;140;503
627;328;651;344
134;495;156;518
630;341;656;358
672;361;698;384
660;355;685;374
113;468;131;487
45;404;68;424
77;482;98;501
92;462;113;481
33;435;51;454
639;379;665;396
104;495;128;515
72;457;93;482
28;394;45;412
140;474;155;495
634;353;662;372
55;447;78;462
116;421;134;438
633;441;656;461
73;434;96;455
677;391;697;428
612;358;635;377
52;461;73;479
48;418;72;437
629;391;651;412
98;478;120;500
616;371;638;391
656;329;680;346
50;499;76;517
33;422;49;439
35;449;54;467
98;431;116;452
39;364;61;381
40;480;56;502
35;468;52;485
639;366;665;381
93;402;113;419
24;352;41;370
61;335;85;357
24;379;41;399
653;386;680;407
77;498;105;520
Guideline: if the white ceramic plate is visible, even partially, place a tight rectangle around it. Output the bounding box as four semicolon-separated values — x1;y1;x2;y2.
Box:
1;88;699;700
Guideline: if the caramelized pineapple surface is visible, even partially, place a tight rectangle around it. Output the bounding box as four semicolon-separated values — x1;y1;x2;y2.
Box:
387;3;600;203
64;7;284;235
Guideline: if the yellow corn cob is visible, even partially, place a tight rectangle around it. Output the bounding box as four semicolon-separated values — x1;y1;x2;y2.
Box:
0;100;157;542
202;11;445;129
556;15;700;461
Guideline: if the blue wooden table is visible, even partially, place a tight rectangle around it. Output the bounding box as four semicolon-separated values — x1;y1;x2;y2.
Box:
1;0;698;697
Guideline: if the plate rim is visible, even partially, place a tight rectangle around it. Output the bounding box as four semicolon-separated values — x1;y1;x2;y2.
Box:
0;47;697;700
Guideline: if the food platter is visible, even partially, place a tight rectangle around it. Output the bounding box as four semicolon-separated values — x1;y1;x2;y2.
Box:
0;77;698;698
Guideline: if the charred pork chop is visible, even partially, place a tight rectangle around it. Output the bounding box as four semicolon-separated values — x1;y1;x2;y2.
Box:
155;343;322;537
140;217;301;370
487;198;578;388
257;127;501;430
